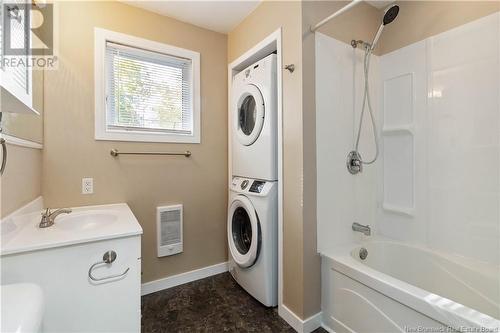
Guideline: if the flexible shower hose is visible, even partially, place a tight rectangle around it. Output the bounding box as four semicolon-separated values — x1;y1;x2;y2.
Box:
354;45;379;165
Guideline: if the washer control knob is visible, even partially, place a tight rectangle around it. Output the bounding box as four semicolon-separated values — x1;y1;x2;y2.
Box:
241;180;249;190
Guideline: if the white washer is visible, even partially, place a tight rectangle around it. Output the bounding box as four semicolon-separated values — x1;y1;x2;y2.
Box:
227;176;278;307
231;54;277;181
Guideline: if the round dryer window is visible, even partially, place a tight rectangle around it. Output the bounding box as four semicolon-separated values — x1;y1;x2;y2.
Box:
235;84;265;146
227;195;261;268
239;96;256;136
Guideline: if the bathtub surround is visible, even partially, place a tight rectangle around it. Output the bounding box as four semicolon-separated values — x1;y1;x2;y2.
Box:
315;32;379;254
314;0;500;275
377;12;500;265
316;9;500;333
42;1;228;283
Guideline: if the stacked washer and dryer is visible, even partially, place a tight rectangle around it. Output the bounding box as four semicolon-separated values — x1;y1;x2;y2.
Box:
228;54;278;307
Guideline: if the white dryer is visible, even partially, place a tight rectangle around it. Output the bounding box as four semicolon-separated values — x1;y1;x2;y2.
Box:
227;176;278;307
231;54;277;181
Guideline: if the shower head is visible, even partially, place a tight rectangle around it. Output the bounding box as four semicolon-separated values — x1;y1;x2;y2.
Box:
370;4;400;51
383;4;399;25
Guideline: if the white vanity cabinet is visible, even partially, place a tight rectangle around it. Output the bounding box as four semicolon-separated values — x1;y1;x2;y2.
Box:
2;236;140;332
1;203;143;333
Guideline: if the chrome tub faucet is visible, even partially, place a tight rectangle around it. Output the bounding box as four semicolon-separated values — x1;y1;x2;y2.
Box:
39;208;72;228
352;222;371;236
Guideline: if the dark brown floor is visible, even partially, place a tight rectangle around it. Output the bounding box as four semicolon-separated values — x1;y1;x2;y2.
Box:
141;272;327;333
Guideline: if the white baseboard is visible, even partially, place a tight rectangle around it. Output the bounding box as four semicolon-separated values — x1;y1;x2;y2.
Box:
321;323;336;333
141;261;229;296
279;305;322;333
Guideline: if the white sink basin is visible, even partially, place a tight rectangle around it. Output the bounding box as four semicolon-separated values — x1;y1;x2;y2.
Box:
1;203;142;256
55;211;118;231
1;283;44;333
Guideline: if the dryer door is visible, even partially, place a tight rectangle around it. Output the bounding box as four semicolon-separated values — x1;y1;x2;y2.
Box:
228;195;261;268
235;84;265;146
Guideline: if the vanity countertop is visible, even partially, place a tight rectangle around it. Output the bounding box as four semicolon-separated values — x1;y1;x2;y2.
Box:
1;203;143;256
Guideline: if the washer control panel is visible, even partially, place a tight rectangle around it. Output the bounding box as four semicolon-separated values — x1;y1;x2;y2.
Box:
231;177;275;196
249;181;266;193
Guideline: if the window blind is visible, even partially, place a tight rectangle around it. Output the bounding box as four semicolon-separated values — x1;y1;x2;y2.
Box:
105;42;193;135
1;1;30;94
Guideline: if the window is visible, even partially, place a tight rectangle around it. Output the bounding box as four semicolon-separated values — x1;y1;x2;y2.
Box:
0;1;33;108
95;28;200;143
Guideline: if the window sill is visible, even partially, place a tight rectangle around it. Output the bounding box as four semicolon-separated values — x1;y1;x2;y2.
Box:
95;131;200;144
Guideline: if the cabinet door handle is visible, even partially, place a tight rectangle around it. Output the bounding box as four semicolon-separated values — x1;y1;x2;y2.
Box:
1;138;7;175
88;250;130;282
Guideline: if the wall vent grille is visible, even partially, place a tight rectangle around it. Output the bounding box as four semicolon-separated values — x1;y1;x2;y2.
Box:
157;204;183;257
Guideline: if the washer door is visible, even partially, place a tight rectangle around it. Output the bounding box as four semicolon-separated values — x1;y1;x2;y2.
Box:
228;195;261;268
235;84;265;146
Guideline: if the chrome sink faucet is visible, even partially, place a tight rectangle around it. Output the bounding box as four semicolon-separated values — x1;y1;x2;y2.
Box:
39;208;72;228
352;222;371;236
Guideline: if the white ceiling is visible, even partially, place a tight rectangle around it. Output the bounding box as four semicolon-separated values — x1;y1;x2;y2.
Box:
122;0;261;34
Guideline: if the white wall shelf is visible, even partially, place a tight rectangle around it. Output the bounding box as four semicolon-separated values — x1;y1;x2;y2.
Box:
382;203;414;217
382;125;414;135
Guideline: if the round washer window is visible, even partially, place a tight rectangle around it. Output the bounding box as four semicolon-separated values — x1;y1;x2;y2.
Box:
239;95;256;136
232;207;253;255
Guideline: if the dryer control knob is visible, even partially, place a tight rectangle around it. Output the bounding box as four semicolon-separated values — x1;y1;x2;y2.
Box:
241;180;249;190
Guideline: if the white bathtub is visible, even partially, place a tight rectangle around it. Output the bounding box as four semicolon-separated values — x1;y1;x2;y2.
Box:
321;240;500;333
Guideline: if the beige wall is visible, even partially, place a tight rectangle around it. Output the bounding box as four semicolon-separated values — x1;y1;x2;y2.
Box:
379;1;500;55
42;1;228;283
311;1;381;53
1;145;42;218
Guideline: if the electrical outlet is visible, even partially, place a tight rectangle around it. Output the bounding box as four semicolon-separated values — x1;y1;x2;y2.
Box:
82;178;93;194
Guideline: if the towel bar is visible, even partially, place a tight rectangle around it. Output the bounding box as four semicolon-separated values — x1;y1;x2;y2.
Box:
110;149;191;157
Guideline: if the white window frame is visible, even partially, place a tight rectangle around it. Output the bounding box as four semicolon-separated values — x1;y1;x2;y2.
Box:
94;27;201;143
